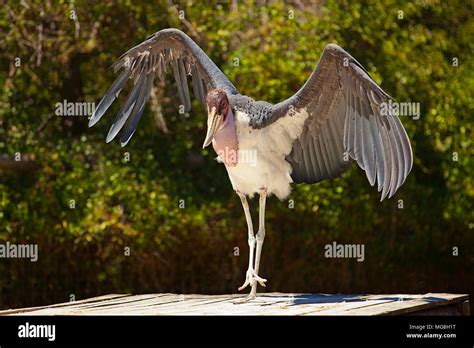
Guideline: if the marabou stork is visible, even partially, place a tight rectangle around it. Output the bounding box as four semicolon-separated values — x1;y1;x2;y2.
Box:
89;28;413;300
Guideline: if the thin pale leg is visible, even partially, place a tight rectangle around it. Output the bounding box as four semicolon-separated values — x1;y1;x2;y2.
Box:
235;191;266;302
249;187;267;297
236;190;255;290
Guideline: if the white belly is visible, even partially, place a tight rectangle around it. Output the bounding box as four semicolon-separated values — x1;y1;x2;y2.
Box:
223;110;308;200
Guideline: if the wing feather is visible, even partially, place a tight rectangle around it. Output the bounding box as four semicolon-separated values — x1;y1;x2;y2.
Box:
88;69;131;127
90;28;238;145
105;72;145;143
120;74;155;146
265;44;412;200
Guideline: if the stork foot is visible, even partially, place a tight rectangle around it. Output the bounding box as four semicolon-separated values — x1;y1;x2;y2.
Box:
238;268;267;291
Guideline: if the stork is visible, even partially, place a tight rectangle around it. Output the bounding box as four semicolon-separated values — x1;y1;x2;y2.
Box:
89;28;413;300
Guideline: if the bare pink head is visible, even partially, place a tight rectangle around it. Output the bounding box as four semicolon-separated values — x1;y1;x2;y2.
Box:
202;89;230;148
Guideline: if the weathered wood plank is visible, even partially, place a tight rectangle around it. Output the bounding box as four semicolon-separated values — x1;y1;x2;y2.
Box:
1;293;468;316
348;293;470;316
0;294;131;315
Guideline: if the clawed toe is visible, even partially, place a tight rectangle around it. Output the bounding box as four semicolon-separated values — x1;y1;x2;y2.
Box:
238;269;267;291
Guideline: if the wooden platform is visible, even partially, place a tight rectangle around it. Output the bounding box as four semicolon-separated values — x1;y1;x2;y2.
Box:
0;293;469;316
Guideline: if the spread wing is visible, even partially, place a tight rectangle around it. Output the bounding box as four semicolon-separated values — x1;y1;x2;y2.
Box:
89;28;238;146
258;44;413;200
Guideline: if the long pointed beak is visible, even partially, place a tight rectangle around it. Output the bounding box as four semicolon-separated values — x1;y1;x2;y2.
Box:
202;107;222;149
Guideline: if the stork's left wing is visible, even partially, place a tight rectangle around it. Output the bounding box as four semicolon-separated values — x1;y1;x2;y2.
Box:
257;44;413;200
89;28;238;146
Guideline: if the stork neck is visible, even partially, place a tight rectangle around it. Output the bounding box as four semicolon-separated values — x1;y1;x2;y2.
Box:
212;108;238;166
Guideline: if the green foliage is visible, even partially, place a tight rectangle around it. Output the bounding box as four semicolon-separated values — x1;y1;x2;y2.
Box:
0;0;472;308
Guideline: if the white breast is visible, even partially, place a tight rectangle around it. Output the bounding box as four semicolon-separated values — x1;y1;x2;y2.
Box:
223;109;308;200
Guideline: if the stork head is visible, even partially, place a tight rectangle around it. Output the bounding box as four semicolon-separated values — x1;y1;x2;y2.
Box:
202;88;230;148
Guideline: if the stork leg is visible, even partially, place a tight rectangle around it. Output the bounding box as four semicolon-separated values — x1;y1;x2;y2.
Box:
236;190;266;301
250;187;267;298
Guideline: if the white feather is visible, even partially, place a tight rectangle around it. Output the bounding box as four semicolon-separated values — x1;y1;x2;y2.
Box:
224;109;308;200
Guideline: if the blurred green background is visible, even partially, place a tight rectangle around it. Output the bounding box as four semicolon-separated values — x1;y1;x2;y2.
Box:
0;0;472;309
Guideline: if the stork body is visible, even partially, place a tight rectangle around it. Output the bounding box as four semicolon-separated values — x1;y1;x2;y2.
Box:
223;108;307;200
89;29;413;300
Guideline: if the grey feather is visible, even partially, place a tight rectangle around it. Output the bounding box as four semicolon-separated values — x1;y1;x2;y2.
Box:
347;92;357;155
178;58;192;111
310;137;324;181
315;132;331;178
171;59;186;110
353;94;364;169
191;66;205;103
327;105;344;159
306;136;319;180
322;126;338;174
359;92;376;186
106;73;146;143
392;114;413;180
386;111;404;198
89;69;130;127
120;74;155;147
377;116;392;200
386;123;400;198
301;132;316;179
367;102;385;191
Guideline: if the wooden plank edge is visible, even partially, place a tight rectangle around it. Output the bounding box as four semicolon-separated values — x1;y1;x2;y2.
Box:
0;294;131;315
374;294;470;316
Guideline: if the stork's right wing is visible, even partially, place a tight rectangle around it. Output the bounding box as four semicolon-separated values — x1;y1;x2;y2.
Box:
89;28;238;146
